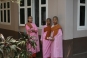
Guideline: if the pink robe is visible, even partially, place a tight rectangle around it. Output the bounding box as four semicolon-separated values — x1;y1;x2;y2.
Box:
41;25;52;58
51;29;63;58
25;23;40;53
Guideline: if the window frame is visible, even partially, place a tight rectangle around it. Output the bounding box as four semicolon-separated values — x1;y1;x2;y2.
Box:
77;0;87;30
19;0;32;26
39;0;48;28
0;1;11;25
19;0;48;28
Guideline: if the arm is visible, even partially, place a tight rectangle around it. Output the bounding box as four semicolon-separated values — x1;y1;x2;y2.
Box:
51;29;62;41
57;29;62;37
49;31;54;41
32;24;38;33
50;29;62;41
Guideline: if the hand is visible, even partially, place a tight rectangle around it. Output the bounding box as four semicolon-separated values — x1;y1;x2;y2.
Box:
31;29;35;32
49;37;54;41
30;28;35;32
28;29;31;32
32;30;37;33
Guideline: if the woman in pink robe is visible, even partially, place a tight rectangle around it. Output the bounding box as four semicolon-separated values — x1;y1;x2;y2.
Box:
41;18;52;58
25;16;40;58
51;16;63;58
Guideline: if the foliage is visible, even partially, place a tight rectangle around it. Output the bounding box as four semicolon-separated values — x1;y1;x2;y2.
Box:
0;32;37;58
0;36;18;58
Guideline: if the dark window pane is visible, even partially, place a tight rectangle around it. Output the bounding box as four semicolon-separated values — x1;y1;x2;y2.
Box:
80;6;85;26
1;3;2;9
4;3;6;8
7;10;10;23
41;0;46;4
80;0;85;3
20;0;24;6
20;8;25;24
4;10;6;22
7;2;10;8
27;0;31;6
27;8;31;17
35;0;39;27
41;7;46;25
1;10;3;22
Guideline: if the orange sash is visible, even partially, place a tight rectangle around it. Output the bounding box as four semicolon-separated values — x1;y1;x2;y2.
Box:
26;23;33;28
44;26;51;40
51;24;61;37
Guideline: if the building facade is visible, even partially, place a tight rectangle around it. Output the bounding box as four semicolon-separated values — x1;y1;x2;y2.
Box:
0;0;87;58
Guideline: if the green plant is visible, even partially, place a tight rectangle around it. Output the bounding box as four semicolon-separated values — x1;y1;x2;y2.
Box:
15;32;37;58
0;32;37;58
0;36;19;58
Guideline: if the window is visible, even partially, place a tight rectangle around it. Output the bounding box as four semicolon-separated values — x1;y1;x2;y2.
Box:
40;0;47;27
0;1;11;24
77;0;87;30
19;0;31;25
19;0;48;27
